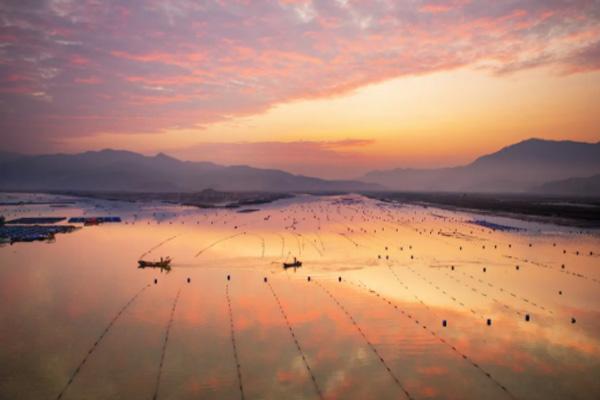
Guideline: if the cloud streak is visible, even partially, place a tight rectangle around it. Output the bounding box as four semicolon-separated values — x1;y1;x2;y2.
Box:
170;139;378;179
0;0;599;150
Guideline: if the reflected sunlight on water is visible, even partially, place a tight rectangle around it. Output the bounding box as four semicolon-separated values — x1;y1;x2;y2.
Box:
0;193;599;399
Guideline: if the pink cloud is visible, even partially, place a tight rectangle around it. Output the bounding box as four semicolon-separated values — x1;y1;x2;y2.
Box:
0;0;599;151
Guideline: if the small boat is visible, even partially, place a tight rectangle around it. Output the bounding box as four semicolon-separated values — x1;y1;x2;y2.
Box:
283;257;302;269
138;256;172;269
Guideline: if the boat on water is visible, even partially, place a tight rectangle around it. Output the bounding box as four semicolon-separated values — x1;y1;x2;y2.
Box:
283;257;302;269
138;256;172;269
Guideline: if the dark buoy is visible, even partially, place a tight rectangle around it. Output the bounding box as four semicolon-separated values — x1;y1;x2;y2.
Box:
227;275;231;281
561;264;565;269
509;244;512;248
451;265;454;271
486;318;492;326
529;243;532;247
378;255;381;259
154;278;158;284
187;277;191;283
525;314;530;322
571;317;576;324
386;255;389;260
410;255;414;259
307;276;311;282
563;250;566;254
338;276;342;282
483;267;486;272
459;246;462;251
559;290;562;295
442;320;447;327
516;265;520;270
264;277;267;283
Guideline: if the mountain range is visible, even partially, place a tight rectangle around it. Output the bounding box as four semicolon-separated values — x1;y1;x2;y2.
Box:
0;138;599;195
0;150;379;192
361;138;600;194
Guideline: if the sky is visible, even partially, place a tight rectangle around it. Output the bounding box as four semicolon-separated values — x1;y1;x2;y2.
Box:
1;0;600;179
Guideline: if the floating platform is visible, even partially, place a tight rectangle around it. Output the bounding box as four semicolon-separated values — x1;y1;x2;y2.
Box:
68;216;122;224
0;225;78;244
469;219;523;232
6;217;66;224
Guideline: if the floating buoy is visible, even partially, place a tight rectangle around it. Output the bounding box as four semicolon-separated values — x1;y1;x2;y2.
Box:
561;264;565;269
227;275;231;281
154;278;158;284
338;276;342;282
264;277;267;282
553;243;556;247
529;243;532;247
516;265;520;270
410;255;414;259
378;255;381;259
459;246;462;251
563;250;566;254
442;320;447;327
559;290;562;295
451;265;454;271
187;277;191;283
386;255;389;260
508;244;512;248
525;314;530;322
483;267;486;272
307;276;311;282
571;317;576;324
486;318;492;326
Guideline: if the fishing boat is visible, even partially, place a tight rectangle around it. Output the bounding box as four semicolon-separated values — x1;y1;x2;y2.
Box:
138;256;172;269
283;257;302;269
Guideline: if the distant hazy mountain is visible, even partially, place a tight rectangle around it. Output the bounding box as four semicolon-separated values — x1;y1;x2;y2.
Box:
362;139;600;193
538;174;600;196
0;149;379;192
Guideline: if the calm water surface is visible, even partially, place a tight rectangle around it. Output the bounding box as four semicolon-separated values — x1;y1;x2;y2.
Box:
1;193;599;399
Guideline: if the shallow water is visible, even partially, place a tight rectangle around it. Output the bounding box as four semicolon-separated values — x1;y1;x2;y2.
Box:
1;193;599;399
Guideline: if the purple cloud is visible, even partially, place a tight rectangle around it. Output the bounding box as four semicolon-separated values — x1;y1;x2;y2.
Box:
0;0;599;151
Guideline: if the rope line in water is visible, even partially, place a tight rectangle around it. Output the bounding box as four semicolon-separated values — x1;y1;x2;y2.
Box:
139;235;178;259
443;271;526;318
295;233;323;257
245;233;265;258
266;281;324;400
194;233;245;257
55;284;150;400
313;280;414;400
152;287;182;400
458;269;553;315
506;255;600;286
226;283;246;400
349;279;518;400
404;264;487;321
